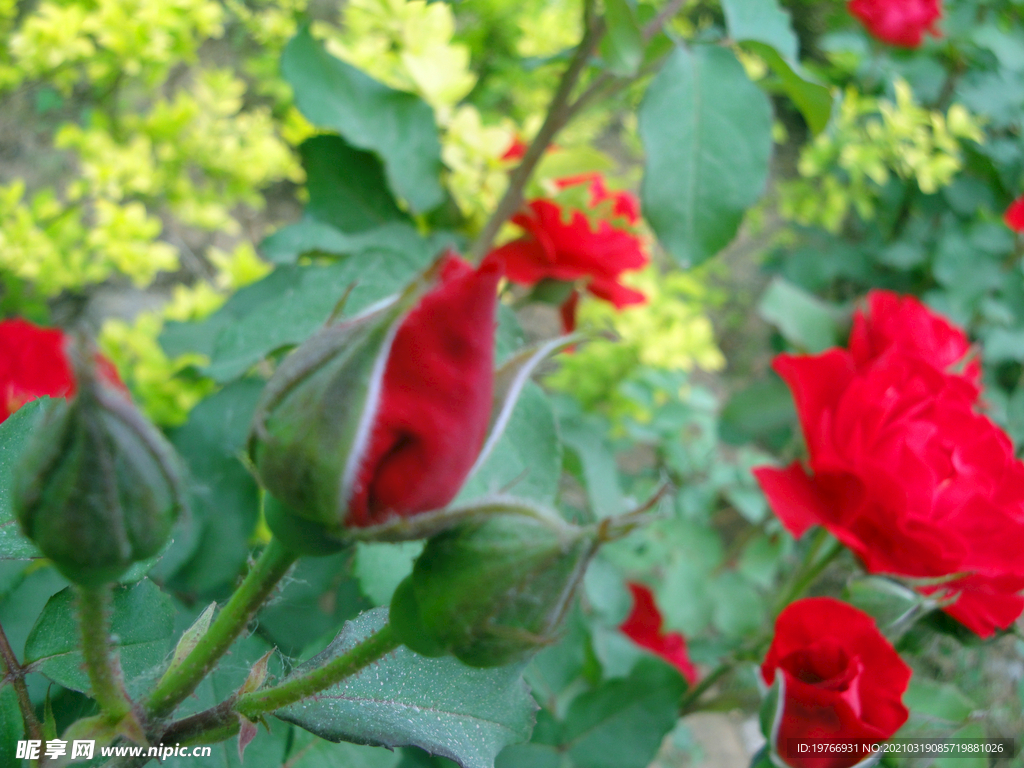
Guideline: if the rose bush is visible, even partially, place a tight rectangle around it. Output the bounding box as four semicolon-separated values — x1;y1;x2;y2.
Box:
755;291;1024;637
761;597;911;768
847;0;942;48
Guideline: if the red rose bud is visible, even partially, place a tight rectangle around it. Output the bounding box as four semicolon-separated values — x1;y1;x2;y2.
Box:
249;256;501;548
0;318;123;422
14;340;184;586
1005;195;1024;233
754;290;1024;637
620;583;698;685
389;501;600;667
848;0;941;47
760;598;911;768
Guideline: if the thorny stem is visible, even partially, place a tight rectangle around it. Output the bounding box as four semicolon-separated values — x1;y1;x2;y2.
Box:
77;585;134;724
140;623;402;756
468;0;606;263
144;538;299;720
0;620;43;742
234;623;400;719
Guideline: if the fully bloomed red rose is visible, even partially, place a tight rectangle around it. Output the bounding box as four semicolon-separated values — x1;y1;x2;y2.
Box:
0;319;122;422
1005;196;1024;233
848;0;942;47
620;583;698;685
348;256;501;526
484;173;647;330
761;598;910;768
754;291;1024;637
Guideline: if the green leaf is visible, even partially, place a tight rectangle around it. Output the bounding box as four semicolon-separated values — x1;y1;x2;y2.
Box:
560;659;687;768
286;729;403;768
154;380;263;594
283;27;445;213
558;411;624;520
0;684;24;762
639;45;772;267
844;576;924;629
721;0;798;60
261;219;458;266
257;552;367;657
0;401;45;560
718;376;795;446
301;136;409;233
600;0;643;76
934;722;988;768
456;384;562;505
903;678;976;726
745;43;833;136
276;608;536;768
758;277;843;353
24;579;174;696
709;572;765;638
354;542;424;606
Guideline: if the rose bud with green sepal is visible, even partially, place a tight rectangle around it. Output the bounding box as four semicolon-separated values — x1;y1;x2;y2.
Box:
248;255;502;552
14;338;185;587
389;499;601;667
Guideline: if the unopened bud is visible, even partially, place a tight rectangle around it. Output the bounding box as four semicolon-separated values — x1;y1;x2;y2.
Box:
389;502;599;667
14;346;184;586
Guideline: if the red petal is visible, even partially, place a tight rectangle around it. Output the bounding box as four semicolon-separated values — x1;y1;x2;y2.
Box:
753;464;828;539
348;257;501;526
1005;196;1024;233
620;583;699;685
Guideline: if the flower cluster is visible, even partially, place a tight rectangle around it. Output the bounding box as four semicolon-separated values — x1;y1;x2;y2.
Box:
848;0;942;48
484;172;647;331
755;290;1024;637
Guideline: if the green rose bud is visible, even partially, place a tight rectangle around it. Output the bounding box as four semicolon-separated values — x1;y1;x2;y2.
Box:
389;501;599;667
14;349;185;587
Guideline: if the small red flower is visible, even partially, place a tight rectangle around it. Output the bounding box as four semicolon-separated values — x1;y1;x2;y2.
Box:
620;582;698;685
0;319;122;423
348;256;502;526
761;598;911;768
848;0;942;47
1005;196;1024;233
484;174;647;331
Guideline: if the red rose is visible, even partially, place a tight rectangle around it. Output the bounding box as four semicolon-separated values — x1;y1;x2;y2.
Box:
761;598;910;768
483;173;647;331
754;292;1024;637
847;0;942;47
1005;196;1024;233
348;257;502;526
0;319;123;422
620;582;698;685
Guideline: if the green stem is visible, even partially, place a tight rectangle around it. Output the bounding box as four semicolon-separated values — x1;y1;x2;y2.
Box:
77;585;133;723
772;529;844;617
235;623;400;720
145;538;298;719
679;661;734;715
